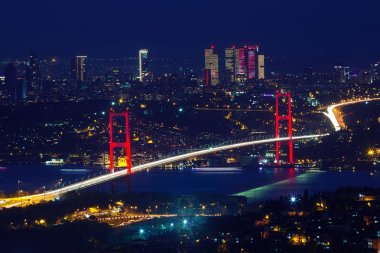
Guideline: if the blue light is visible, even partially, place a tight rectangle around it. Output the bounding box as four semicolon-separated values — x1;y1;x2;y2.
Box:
290;196;297;203
139;229;144;234
183;219;188;225
170;223;174;227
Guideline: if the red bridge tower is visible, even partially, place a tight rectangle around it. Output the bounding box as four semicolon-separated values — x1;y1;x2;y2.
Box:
275;91;294;165
109;108;132;174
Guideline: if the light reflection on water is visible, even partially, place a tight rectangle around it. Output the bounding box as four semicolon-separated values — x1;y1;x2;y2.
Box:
0;165;379;203
236;170;380;203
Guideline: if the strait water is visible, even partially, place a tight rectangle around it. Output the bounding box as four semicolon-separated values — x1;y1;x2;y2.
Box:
0;165;379;203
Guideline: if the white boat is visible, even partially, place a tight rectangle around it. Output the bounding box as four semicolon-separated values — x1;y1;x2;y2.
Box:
45;158;65;165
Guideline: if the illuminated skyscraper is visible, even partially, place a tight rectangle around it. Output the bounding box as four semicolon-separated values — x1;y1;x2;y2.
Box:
225;47;238;83
246;45;258;80
26;54;41;92
225;45;260;82
236;47;246;81
257;54;265;79
205;46;219;86
71;56;87;86
139;49;150;82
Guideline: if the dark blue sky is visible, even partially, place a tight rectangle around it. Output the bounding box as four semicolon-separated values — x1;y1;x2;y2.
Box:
1;0;379;71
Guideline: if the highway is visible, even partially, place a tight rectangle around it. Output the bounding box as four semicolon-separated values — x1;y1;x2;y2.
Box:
3;97;380;208
323;97;380;131
0;134;326;208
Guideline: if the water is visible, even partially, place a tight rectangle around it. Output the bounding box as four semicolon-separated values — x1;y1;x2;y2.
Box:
1;165;379;203
0;165;105;194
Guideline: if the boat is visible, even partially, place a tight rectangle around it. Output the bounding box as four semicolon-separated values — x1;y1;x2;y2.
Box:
60;169;90;173
45;158;65;165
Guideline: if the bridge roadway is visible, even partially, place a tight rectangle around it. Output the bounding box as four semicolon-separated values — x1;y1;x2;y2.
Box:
3;97;379;208
0;134;326;208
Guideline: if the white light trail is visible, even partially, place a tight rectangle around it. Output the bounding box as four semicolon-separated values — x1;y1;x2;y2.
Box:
0;134;326;208
324;97;380;131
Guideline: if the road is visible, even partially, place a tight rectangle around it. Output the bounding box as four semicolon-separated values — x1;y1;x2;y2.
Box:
0;134;326;208
2;97;380;208
323;97;380;131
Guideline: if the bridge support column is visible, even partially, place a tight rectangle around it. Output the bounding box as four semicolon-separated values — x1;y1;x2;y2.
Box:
275;91;294;165
109;108;132;174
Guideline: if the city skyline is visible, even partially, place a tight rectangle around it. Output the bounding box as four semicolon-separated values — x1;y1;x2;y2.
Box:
2;1;380;252
1;0;380;71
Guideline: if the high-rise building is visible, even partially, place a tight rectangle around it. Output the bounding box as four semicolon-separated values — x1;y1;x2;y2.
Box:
225;47;238;83
371;62;380;84
246;46;258;80
71;56;87;86
225;45;260;83
257;54;265;80
139;49;151;82
4;63;18;102
236;47;246;81
333;66;345;83
26;54;41;93
344;67;350;82
205;46;219;86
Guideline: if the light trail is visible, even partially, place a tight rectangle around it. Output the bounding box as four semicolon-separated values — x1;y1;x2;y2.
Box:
194;107;272;112
323;97;380;131
0;134;326;208
3;98;380;209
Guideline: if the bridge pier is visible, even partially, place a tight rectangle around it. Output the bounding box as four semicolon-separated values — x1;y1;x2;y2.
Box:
275;91;294;165
109;108;132;174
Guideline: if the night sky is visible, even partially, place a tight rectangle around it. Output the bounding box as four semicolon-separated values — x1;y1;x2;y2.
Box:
1;0;380;71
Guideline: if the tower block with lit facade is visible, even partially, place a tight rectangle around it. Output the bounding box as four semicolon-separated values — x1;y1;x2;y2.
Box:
224;45;264;83
205;46;219;86
109;108;132;174
275;91;294;165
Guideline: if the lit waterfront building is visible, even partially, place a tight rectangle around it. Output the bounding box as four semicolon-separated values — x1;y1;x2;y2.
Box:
205;46;219;86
